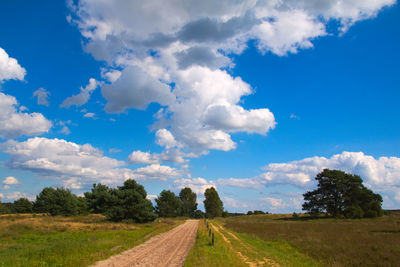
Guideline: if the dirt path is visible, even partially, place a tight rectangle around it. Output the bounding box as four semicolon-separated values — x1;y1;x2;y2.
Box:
92;220;198;267
211;222;280;267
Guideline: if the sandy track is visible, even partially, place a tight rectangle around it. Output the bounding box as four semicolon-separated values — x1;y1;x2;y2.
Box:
92;220;198;267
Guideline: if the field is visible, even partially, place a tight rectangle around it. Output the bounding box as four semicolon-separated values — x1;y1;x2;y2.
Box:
220;212;400;266
0;214;181;267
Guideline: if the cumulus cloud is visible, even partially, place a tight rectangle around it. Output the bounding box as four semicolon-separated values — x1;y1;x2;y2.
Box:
83;112;96;118
3;176;20;185
60;78;100;108
2;137;182;187
128;148;187;165
0;92;52;139
5;191;34;201
173;177;216;195
33;88;50;106
0;47;26;82
102;66;175;113
218;151;400;193
68;0;394;157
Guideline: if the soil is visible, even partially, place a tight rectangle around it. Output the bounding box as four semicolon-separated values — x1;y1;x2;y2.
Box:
91;220;198;267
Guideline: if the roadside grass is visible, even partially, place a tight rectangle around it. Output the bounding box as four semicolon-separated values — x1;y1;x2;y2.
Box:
184;220;247;267
185;220;318;267
221;212;400;266
0;214;181;267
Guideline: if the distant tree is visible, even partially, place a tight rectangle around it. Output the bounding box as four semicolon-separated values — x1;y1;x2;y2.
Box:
193;209;204;219
253;210;265;215
247;211;253;215
302;169;383;218
203;187;223;218
155;190;182;217
222;210;229;217
13;198;33;213
34;187;84;216
84;183;112;213
104;179;156;222
179;187;197;217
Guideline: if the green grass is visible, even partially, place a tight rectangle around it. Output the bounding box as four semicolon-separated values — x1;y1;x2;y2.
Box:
0;214;181;267
185;220;318;267
221;212;400;266
184;220;247;267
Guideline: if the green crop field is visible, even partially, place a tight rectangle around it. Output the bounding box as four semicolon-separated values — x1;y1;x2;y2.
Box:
0;214;181;267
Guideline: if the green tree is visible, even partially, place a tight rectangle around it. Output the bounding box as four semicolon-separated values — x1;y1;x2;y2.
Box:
179;187;197;217
203;187;223;218
84;183;111;213
13;198;33;213
302;169;383;218
104;179;156;222
193;209;204;219
34;187;85;216
155;190;182;217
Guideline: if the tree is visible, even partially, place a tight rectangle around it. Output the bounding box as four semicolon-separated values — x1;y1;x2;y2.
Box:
84;183;112;213
104;179;156;222
302;169;383;218
34;187;85;216
179;187;197;217
203;187;223;218
155;190;182;217
193;209;204;219
13;198;33;213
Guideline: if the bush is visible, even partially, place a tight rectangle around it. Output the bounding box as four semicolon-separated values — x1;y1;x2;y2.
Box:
13;198;33;213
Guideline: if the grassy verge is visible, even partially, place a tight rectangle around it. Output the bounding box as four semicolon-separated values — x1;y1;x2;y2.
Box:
0;214;181;267
185;220;317;267
184;220;247;267
221;212;400;266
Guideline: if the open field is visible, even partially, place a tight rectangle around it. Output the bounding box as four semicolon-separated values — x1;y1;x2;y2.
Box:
185;219;317;267
220;212;400;266
0;214;182;267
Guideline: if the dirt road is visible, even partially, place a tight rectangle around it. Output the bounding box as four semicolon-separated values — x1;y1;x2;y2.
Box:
92;220;198;267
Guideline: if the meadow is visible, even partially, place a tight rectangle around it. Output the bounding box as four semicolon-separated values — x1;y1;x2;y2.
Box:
0;214;181;267
220;212;400;266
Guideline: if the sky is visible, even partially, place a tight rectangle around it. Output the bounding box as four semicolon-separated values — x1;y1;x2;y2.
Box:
0;0;399;213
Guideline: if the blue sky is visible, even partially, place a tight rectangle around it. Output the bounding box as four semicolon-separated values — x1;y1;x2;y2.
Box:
0;0;399;212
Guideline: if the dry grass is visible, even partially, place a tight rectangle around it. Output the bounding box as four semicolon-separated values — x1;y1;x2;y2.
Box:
221;212;400;266
0;214;182;266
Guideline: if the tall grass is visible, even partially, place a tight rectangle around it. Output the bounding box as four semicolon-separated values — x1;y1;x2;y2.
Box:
221;212;400;266
0;214;181;267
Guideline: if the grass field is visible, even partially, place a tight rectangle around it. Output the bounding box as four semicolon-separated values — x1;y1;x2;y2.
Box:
185;219;318;267
220;212;400;266
0;214;181;267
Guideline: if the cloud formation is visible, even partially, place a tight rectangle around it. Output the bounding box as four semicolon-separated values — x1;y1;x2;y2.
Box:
33;88;50;106
60;78;100;108
0;92;52;139
3;176;20;185
0;47;26;82
2;137;182;188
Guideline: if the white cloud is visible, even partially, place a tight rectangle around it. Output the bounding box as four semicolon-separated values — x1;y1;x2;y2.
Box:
156;129;177;149
0;92;52;139
217;151;400;207
260;197;286;210
2;137;182;186
3;185;10;190
5;191;34;201
0;47;26;82
68;0;394;158
62;177;82;190
3;176;20;185
223;197;248;209
109;148;121;153
173;177;216;195
128;150;158;164
60;126;71;135
146;194;157;200
102;66;175;113
83;112;96;118
0;193;3;198
33;88;50;106
60;78;100;108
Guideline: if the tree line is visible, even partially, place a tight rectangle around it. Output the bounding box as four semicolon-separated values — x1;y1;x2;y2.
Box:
0;179;225;222
0;169;384;220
